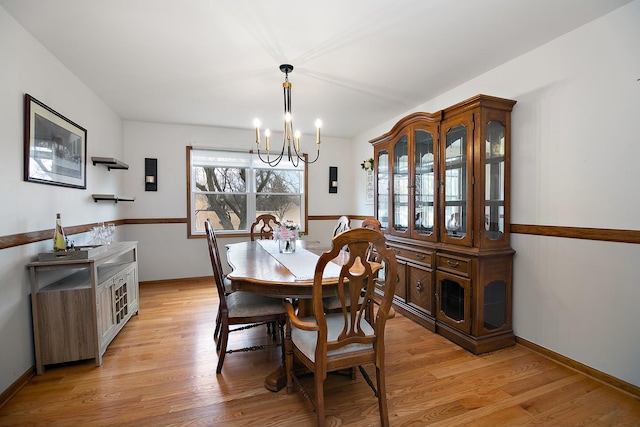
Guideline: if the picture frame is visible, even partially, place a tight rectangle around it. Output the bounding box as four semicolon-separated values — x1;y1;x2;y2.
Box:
365;169;374;204
24;94;87;189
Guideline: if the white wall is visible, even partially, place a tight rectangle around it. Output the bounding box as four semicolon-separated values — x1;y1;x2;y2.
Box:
2;0;639;398
352;1;640;387
121;121;354;281
0;8;127;394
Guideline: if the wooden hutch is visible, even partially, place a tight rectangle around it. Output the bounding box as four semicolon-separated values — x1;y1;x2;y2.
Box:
370;94;516;353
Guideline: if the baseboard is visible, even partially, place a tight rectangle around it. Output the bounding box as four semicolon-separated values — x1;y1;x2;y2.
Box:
0;367;34;409
515;336;640;399
139;276;212;286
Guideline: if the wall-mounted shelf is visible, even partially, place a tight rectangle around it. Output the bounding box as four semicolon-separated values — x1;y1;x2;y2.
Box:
92;194;135;203
91;157;129;171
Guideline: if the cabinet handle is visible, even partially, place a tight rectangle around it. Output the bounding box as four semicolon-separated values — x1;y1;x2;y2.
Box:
446;260;459;268
416;281;423;292
396;274;400;283
415;253;425;261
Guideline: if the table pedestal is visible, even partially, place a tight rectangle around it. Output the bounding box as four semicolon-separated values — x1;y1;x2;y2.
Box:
265;299;314;392
265;365;288;392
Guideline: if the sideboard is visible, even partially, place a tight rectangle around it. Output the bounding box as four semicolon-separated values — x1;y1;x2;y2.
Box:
27;241;139;374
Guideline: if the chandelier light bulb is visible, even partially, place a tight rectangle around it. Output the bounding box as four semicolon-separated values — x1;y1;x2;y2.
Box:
294;130;301;152
315;119;322;144
254;119;261;144
265;129;271;151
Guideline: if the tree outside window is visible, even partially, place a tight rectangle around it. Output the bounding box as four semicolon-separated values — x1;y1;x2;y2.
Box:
187;147;306;237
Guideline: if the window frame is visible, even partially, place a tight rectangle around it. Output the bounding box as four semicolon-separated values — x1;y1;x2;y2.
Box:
186;146;308;238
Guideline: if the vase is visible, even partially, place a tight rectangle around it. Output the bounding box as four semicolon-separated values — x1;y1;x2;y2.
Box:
279;238;296;253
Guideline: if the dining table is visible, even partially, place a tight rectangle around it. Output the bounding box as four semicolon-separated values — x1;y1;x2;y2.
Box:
225;239;346;392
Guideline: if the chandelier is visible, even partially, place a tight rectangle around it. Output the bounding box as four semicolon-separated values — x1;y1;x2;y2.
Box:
253;64;321;167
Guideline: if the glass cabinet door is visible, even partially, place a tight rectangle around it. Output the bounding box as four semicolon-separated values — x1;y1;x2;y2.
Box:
392;135;409;235
376;150;389;229
436;271;471;334
484;120;506;241
413;129;436;240
441;119;472;246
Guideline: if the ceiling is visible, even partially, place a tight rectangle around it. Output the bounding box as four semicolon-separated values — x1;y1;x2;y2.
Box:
1;0;632;139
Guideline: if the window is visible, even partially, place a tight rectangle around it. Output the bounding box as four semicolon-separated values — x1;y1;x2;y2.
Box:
187;147;307;237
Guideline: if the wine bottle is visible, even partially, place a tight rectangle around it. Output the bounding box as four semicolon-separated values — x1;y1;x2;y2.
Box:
53;213;67;251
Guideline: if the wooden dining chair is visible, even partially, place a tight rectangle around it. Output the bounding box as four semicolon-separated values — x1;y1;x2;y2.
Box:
284;228;397;426
361;217;382;232
332;215;350;237
205;219;287;374
250;214;281;241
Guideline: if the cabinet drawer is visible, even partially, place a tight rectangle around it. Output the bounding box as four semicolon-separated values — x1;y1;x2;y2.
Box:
389;246;432;267
436;254;471;277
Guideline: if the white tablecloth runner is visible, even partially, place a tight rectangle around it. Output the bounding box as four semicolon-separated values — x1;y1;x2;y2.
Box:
257;240;342;281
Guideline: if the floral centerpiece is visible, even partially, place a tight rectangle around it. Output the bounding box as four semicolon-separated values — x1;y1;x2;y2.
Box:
361;158;374;171
273;221;299;253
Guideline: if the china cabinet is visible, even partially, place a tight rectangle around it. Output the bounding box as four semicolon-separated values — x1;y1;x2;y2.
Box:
371;94;516;353
28;242;139;374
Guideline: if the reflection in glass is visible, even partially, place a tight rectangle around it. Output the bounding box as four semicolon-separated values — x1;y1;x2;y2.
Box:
414;129;434;235
393;135;409;231
484;280;506;329
444;125;466;238
377;151;389;228
485;121;505;240
441;278;464;321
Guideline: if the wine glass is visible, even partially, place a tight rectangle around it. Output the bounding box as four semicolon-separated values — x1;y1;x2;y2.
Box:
107;224;116;244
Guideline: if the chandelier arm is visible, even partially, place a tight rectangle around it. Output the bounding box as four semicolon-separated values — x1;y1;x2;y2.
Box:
256;142;286;167
293;147;320;164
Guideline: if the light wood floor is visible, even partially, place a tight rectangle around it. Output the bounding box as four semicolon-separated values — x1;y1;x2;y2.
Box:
1;278;639;426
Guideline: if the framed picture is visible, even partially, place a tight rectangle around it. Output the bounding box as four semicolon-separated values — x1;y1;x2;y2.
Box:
365;169;374;204
24;94;87;189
